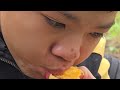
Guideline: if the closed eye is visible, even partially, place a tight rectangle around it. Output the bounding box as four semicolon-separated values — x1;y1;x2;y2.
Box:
43;15;66;29
89;32;103;38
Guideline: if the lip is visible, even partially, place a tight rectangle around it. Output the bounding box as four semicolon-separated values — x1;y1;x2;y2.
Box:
43;58;72;76
48;69;66;75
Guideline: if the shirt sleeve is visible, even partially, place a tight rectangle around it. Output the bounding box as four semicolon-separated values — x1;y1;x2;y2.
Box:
105;55;120;79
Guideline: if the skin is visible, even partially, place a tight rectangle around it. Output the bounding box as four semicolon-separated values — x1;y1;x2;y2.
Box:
0;11;117;79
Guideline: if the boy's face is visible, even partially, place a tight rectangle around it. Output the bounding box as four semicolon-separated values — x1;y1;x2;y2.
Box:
0;11;116;78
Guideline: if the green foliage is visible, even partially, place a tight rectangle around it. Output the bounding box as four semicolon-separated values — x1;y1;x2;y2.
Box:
106;12;120;40
105;12;120;56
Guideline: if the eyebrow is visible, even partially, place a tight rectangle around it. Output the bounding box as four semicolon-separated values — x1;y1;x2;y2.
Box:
57;11;79;21
97;21;115;29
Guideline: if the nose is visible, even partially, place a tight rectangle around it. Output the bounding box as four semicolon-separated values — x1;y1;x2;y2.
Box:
51;43;80;62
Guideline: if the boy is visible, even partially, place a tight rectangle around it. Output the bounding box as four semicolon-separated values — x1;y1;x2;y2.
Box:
0;11;119;79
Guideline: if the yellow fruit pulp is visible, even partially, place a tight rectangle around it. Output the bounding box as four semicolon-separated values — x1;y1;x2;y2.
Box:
49;66;84;79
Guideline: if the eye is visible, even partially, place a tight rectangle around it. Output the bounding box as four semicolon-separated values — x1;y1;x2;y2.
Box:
89;32;103;38
44;16;66;29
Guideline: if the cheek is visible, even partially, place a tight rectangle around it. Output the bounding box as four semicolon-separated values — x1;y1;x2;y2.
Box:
75;37;100;65
1;12;55;66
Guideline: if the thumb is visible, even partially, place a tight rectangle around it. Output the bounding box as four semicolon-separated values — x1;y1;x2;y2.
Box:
78;66;96;79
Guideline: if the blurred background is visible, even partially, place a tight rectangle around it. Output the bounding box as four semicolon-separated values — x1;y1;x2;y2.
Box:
105;12;120;59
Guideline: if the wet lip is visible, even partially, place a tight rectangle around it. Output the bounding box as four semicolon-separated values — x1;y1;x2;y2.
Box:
44;72;51;79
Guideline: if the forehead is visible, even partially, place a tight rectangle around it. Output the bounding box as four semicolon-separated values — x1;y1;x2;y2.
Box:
59;11;117;24
60;11;116;15
59;11;117;19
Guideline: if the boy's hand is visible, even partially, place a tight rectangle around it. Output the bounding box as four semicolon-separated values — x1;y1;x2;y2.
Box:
79;66;96;79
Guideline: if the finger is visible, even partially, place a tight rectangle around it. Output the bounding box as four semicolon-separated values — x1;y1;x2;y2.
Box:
78;66;96;79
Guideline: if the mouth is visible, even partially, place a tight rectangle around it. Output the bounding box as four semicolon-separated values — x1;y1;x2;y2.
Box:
45;66;85;79
28;62;72;79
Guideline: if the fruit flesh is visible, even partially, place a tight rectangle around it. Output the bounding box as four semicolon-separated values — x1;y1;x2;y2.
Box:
49;66;84;79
